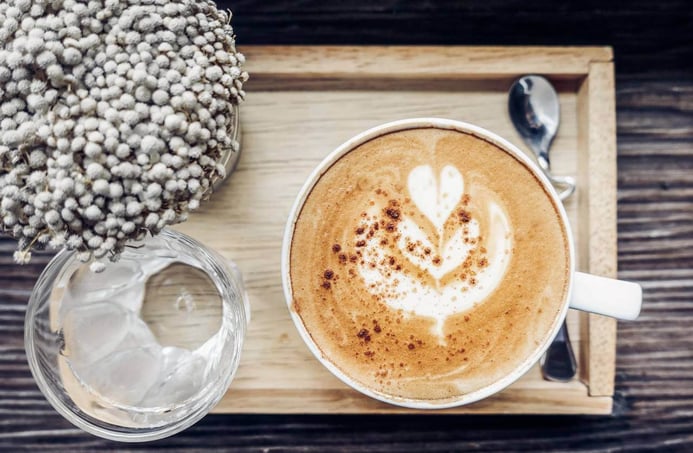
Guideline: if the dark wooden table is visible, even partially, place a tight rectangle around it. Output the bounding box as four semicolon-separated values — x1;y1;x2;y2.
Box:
1;1;692;451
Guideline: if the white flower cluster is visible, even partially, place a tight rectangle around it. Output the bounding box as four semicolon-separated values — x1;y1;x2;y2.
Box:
0;0;247;269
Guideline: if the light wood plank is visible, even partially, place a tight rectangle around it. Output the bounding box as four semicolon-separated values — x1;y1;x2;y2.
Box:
577;62;618;396
212;388;612;415
241;45;612;79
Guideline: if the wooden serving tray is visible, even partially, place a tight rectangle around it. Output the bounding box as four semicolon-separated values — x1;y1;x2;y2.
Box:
174;46;618;414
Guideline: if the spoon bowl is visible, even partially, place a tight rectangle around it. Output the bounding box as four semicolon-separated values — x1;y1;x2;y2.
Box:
509;76;576;200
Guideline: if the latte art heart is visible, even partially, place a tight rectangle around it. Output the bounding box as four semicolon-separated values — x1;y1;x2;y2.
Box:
408;165;465;231
357;165;512;336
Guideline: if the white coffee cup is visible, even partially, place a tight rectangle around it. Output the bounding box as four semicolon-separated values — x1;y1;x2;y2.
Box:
281;118;641;409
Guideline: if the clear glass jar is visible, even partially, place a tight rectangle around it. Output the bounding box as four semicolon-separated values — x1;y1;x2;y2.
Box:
24;229;249;442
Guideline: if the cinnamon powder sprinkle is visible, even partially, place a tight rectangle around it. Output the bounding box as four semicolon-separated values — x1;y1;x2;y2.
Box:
324;269;334;280
385;208;400;219
357;328;371;342
332;244;341;253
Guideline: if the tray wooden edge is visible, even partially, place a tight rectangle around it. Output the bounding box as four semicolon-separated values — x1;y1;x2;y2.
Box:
212;388;613;415
241;45;613;79
577;60;618;397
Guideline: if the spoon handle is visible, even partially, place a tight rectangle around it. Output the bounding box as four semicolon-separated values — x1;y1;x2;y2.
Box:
550;175;576;201
536;150;551;173
541;322;577;382
536;166;576;201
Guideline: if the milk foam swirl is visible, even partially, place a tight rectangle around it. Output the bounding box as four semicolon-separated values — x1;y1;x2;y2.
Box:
357;165;512;337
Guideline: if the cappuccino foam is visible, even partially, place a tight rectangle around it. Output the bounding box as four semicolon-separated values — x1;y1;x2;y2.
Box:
289;127;570;403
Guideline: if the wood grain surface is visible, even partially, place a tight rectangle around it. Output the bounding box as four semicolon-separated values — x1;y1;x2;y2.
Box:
1;0;692;450
575;62;619;397
245;45;612;78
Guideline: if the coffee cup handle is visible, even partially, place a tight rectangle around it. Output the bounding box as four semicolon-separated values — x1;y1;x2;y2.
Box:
569;272;642;320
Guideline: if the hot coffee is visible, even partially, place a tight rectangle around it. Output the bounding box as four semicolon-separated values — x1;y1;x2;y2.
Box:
288;126;570;404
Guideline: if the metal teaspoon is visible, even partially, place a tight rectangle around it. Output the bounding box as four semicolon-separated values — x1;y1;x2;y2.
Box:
508;75;577;382
508;75;576;201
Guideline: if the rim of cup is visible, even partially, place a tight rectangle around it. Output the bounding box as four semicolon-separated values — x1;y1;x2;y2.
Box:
281;118;576;409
